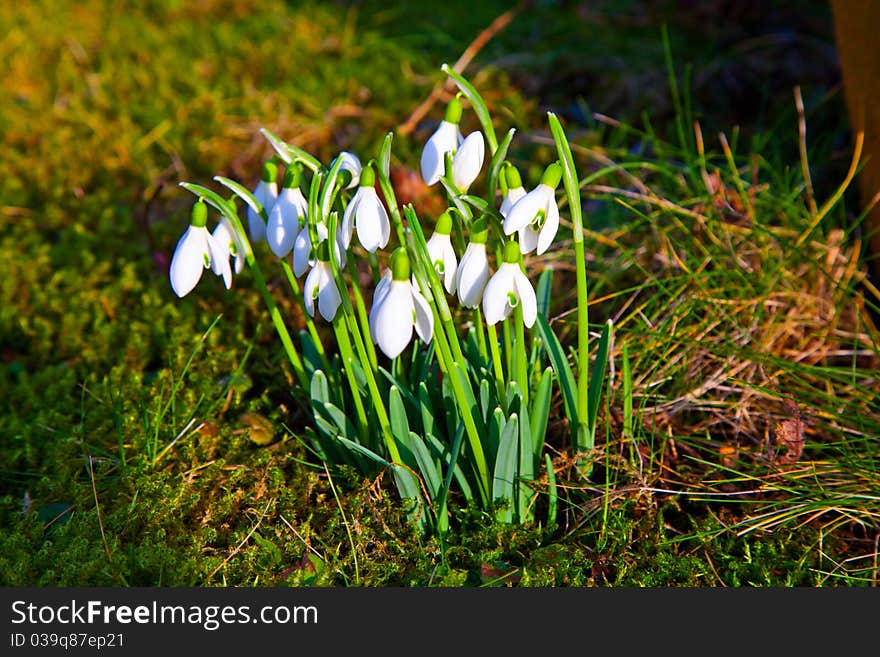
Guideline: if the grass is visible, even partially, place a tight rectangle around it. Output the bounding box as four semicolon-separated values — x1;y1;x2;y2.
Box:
1;0;878;587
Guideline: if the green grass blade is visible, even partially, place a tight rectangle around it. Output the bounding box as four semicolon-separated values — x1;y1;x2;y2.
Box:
213;175;263;217
492;412;519;524
259;127;322;172
534;314;578;428
517;403;534;523
487;127;516;202
587;319;613;441
545;453;557;528
529;366;553;459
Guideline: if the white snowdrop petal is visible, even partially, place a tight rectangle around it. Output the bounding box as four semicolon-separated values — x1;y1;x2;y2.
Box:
369;271;393;341
456;244;490;308
481;265;515;325
303;265;321;317
536;196;560;256
169;226;208;298
247;207;265;244
411;287;434;344
420;121;460;186
353;189;390;253
292;230;312;277
441;240;458;293
266;188;301;257
503;185;550;235
373;283;414;359
518;224;539;254
207;231;232;289
514;269;538;328
500;186;526;218
340;190;360;250
451;131;485;191
336;151;362;189
317;266;342;322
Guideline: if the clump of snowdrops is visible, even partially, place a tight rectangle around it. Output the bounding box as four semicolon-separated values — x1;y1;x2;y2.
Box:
171;66;611;534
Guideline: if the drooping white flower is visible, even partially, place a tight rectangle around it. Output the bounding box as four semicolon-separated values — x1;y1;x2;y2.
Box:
420;96;464;186
450;131;485;192
369;249;434;359
266;165;308;258
482;240;537;328
248;160;279;244
211;215;245;281
170;201;231;297
455;218;490;308
340;165;390;253
292;219;346;278
503;161;562;256
303;255;342;322
424;211;457;294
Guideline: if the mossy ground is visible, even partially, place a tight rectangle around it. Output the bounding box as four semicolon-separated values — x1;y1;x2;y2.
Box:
2;0;877;587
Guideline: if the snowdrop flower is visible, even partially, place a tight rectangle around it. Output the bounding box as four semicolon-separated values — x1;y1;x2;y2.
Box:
455;217;490;308
482;240;537;328
503;161;562;256
419;92;485;190
340;165;390;253
420;96;486;191
292;219;346;277
369;248;434;359
420;96;463;186
169;201;231;297
499;164;527;218
266;165;308;258
303;244;342;322
247;160;279;244
424;211;457;294
211;214;245;282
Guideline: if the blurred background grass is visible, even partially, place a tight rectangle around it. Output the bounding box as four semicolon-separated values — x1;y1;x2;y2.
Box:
2;0;876;586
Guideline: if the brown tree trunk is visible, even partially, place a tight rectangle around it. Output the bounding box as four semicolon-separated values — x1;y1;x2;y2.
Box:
830;0;880;282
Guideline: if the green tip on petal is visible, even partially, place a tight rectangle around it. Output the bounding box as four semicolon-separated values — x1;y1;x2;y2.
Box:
337;169;353;188
502;239;521;264
470;216;489;244
435;211;453;236
444;95;463;124
191;199;208;228
261;160;279;183
359;165;375;188
505;163;523;189
390;247;411;281
282;164;302;189
541;161;563;189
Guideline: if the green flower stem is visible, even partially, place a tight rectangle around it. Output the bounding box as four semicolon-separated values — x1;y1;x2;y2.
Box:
374;156;407;250
514;304;529;407
472;307;488;366
307;170;323;248
238;236;307;391
279;259;330;374
347;257;378;371
405;205;490;504
485;320;506;410
332;315;369;444
548;112;591;453
368;251;381;286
